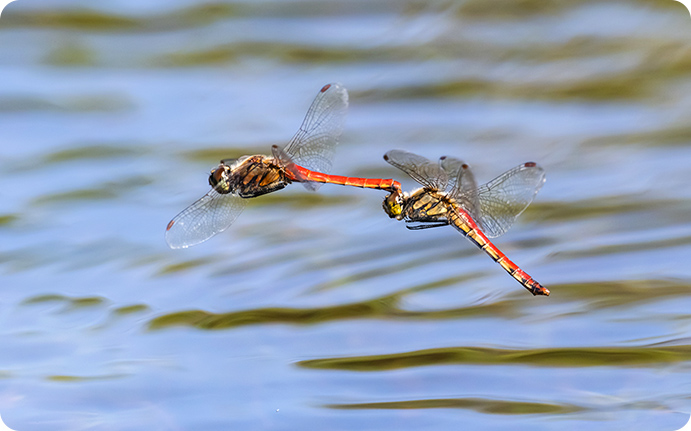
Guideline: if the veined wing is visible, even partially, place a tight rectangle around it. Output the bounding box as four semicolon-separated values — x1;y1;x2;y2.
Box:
272;144;309;183
384;149;448;191
439;155;480;221
472;162;545;238
281;83;349;191
165;189;248;249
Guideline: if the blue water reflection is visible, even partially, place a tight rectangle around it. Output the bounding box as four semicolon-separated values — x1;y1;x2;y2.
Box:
1;0;691;430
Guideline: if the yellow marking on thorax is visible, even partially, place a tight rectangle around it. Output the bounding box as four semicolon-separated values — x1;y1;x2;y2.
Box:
259;167;282;187
242;167;260;186
426;203;447;217
410;191;451;217
412;193;433;210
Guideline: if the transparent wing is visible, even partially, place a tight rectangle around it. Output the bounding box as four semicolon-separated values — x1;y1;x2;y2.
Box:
383;149;448;190
440;156;480;221
272;143;309;181
439;156;467;194
281;83;349;191
165;189;248;249
474;162;546;238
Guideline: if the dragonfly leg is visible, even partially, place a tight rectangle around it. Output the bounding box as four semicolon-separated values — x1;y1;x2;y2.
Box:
406;222;449;230
237;182;288;198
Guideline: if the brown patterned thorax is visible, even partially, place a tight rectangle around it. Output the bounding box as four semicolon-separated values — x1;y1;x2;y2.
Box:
209;155;291;198
401;189;454;223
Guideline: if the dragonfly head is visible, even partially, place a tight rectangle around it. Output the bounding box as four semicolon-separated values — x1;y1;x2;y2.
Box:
209;162;233;194
383;189;405;220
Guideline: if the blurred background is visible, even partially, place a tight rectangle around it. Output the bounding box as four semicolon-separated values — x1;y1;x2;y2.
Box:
2;0;691;429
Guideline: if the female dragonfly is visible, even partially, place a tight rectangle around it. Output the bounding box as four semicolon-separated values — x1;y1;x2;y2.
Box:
382;150;549;296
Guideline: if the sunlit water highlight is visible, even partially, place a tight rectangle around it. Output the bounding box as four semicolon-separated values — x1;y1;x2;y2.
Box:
1;0;691;430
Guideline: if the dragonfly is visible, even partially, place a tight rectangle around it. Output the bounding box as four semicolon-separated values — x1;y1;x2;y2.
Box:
381;149;549;296
166;83;401;249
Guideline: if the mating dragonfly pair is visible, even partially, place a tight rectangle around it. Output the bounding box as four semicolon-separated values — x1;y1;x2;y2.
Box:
166;83;549;296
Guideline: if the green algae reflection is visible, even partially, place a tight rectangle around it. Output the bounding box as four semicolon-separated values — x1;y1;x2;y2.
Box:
297;345;691;371
325;397;582;415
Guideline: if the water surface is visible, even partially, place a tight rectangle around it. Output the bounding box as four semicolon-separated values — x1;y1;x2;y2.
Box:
1;0;691;430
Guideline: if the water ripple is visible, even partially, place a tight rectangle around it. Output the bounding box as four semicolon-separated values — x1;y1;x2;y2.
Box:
297;344;691;371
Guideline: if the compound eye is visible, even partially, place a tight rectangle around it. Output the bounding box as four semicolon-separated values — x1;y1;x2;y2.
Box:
209;168;224;187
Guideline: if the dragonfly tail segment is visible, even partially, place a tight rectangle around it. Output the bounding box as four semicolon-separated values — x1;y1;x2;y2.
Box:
290;164;402;192
448;209;550;296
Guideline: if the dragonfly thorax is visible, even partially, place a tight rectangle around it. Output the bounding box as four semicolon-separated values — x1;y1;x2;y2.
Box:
229;155;292;198
400;189;453;223
208;155;294;198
